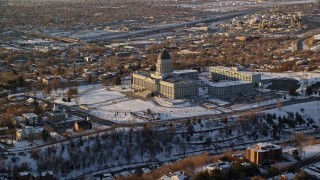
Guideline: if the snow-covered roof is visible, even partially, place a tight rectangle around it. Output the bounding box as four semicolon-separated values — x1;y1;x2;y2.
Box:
18;171;30;176
160;171;187;180
14;116;25;122
203;161;232;171
18;126;44;136
248;143;281;152
207;80;251;87
22;113;38;119
19;39;51;45
173;69;198;74
41;171;54;177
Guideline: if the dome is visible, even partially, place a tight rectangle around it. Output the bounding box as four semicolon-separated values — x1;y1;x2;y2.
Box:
158;48;171;59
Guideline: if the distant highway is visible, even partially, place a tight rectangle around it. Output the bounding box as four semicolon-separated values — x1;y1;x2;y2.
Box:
89;9;260;43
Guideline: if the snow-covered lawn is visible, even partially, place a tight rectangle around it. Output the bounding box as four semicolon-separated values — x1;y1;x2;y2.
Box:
302;144;320;159
6;140;34;151
283;144;320;178
91;97;222;122
73;88;223;123
230;97;287;111
283;144;320;160
261;71;320;82
79;88;127;105
266;101;320;123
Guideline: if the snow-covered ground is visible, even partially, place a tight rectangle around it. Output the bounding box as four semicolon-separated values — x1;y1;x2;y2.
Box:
207;98;230;106
303;162;320;179
261;71;320;83
4;70;320;179
79;88;127;105
3;99;320;179
285;144;320;178
261;71;320;93
0;140;33;151
230;98;284;111
75;87;222;123
284;144;320;160
52;70;320;124
266;101;320;123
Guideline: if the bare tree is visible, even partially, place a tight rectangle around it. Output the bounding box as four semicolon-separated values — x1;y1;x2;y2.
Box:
295;133;305;158
51;79;61;95
276;98;282;110
42;84;52;97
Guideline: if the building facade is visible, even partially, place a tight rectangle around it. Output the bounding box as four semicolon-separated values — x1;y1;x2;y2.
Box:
246;143;282;164
22;113;39;125
73;119;92;132
132;48;199;99
208;66;261;98
208;81;254;98
209;66;261;84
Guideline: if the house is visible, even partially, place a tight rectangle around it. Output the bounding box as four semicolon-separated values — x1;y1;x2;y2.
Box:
100;173;112;180
17;172;40;180
84;56;99;63
7;93;26;101
17;171;30;180
160;171;190;180
203;161;232;172
42;76;61;85
41;171;56;180
73;118;92;132
22;113;39;125
47;104;66;123
16;127;43;141
17;171;55;180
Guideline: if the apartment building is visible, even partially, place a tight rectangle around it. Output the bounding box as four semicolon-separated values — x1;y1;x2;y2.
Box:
246;143;282;164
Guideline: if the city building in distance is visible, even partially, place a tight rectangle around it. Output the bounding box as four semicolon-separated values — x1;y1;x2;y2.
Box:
132;48;199;99
208;66;261;98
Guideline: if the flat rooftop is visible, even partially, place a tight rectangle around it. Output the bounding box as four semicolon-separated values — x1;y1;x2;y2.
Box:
133;71;152;77
207;80;251;87
249;143;282;152
163;76;195;85
210;66;261;75
173;69;198;74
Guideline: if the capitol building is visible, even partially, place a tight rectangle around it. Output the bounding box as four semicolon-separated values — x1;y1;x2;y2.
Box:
132;48;199;99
